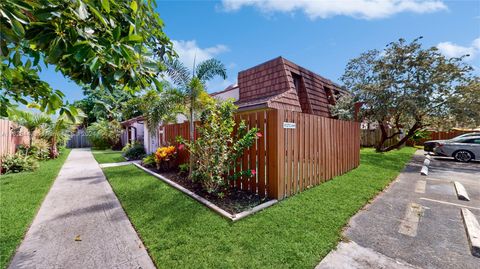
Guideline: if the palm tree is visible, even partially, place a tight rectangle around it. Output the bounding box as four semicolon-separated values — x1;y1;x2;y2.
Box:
9;110;51;148
41;113;83;158
166;58;227;174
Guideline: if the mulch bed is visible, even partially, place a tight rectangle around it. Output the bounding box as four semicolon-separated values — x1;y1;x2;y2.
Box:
145;167;268;214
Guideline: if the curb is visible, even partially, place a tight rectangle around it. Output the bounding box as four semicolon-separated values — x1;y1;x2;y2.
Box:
454;181;470;201
461;208;480;258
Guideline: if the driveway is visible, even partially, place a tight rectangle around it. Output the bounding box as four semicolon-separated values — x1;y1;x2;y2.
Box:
317;150;480;269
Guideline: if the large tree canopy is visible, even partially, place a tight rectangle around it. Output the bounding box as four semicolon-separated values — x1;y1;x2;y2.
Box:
1;0;174;116
333;37;479;151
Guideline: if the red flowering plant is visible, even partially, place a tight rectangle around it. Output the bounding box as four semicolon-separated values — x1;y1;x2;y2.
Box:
178;100;259;195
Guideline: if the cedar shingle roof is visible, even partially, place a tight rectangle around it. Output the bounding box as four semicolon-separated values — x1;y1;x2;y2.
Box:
234;57;346;117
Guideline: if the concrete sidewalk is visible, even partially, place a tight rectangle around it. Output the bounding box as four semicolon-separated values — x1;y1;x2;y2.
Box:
8;148;155;269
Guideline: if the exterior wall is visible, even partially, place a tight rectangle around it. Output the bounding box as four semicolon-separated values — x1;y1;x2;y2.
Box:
143;125;159;154
121;121;145;146
212;86;239;101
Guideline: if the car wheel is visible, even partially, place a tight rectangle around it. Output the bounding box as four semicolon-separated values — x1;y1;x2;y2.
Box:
453;150;473;162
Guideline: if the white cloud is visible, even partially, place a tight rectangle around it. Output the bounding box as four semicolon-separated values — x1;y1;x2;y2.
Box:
172;40;229;68
437;37;480;60
221;0;447;20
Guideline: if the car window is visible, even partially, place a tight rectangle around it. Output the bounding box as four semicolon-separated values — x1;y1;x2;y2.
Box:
462;139;480;144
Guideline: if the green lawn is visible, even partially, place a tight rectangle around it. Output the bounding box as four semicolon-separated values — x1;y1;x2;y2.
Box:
103;147;416;269
92;149;125;164
0;149;71;269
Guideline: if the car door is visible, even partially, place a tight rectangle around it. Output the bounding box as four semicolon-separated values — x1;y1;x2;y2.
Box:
468;138;480;159
460;138;480;159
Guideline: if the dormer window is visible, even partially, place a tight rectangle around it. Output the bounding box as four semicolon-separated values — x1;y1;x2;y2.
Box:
292;73;302;93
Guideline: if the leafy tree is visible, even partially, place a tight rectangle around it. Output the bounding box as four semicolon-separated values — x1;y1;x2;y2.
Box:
335;37;477;151
8;109;51;148
166;58;227;174
1;0;174;116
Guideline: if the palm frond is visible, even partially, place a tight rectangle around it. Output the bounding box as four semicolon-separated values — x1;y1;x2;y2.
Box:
165;59;191;87
196;58;227;83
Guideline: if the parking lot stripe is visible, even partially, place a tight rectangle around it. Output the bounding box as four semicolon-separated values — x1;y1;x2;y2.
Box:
454;181;471;201
398;203;424;237
420;198;480;211
461;208;480;257
415;180;426;193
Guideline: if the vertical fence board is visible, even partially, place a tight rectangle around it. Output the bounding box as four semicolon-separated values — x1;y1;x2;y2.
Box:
299;114;304;189
249;112;257;193
257;111;266;198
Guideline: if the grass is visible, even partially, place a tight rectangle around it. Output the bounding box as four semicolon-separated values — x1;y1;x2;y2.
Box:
103;147;416;269
92;149;125;164
0;149;71;269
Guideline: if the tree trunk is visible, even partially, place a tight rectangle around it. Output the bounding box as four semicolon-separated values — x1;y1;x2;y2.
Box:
50;137;59;159
376;122;422;152
189;95;195;177
375;121;388;152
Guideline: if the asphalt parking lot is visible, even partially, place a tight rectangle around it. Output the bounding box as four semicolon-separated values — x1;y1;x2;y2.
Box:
318;150;480;269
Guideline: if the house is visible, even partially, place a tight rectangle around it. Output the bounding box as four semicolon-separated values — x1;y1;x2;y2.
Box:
124;56;346;153
211;56;346;117
120;116;145;146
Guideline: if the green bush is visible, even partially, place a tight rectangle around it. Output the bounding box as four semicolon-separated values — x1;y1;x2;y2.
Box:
180;100;259;194
87;120;122;149
16;139;50;160
123;142;145;160
141;153;156;168
178;163;189;176
1;153;39;174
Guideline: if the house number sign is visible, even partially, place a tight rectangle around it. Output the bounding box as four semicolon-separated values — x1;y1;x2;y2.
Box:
283;122;296;129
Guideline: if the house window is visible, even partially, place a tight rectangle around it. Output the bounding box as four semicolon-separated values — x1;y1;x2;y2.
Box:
325;87;336;105
292;73;302;93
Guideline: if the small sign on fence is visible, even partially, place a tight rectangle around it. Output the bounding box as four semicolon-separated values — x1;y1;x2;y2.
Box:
283;122;296;129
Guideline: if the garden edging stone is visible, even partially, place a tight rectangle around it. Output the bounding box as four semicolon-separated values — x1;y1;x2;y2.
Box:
133;163;278;221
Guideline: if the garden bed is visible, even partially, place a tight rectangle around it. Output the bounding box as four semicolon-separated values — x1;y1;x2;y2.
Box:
134;163;276;220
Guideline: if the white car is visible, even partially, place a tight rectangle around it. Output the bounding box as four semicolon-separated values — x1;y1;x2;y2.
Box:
433;136;480;162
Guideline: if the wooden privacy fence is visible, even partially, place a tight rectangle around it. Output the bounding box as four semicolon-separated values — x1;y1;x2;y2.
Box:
159;109;360;200
360;128;398;147
424;130;477;141
66;129;91;148
0;119;29;167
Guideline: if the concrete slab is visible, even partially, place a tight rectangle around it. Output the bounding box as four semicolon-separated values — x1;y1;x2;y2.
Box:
316;241;419;269
461;209;480;257
454;181;471;201
8;149;155;269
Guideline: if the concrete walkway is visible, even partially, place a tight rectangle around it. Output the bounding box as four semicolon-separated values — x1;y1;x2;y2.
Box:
9;148;155;269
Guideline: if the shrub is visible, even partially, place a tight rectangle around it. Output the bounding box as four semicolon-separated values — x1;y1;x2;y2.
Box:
16;139;50;160
178;163;189;176
1;153;39;174
123;142;146;160
141;153;156;168
87;120;122;149
180;100;259;194
32;139;51;160
154;146;177;170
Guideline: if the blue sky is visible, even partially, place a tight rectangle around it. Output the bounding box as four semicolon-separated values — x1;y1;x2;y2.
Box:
40;0;480;102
